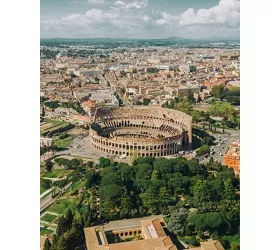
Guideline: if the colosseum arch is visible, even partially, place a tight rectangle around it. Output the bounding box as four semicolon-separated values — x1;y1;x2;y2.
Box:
89;106;192;158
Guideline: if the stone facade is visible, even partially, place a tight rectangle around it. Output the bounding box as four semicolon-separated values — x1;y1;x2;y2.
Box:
89;106;192;157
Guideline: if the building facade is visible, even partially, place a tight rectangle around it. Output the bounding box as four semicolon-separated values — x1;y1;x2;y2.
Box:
89;106;192;158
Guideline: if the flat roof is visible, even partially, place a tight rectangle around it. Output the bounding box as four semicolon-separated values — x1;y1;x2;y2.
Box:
103;215;163;231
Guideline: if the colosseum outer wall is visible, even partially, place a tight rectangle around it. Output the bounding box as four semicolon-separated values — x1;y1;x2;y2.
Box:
89;106;192;158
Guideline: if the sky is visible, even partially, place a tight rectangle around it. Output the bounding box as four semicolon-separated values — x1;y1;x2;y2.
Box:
40;0;240;39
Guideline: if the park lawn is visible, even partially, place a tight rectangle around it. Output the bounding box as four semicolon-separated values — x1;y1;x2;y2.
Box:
178;236;200;247
41;213;57;223
40;186;47;194
62;179;86;198
163;217;170;225
54;134;76;148
45;119;67;126
40;227;54;236
223;234;240;244
43;169;70;178
48;197;80;215
72;179;86;191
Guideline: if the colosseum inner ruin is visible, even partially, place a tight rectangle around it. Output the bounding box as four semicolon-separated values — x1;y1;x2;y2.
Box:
89;106;192;158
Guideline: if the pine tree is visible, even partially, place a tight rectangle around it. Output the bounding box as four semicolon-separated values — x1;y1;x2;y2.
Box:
56;216;67;238
55;236;68;250
43;238;52;250
65;208;73;231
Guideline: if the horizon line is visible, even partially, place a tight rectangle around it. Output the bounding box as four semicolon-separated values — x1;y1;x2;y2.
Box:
40;36;240;40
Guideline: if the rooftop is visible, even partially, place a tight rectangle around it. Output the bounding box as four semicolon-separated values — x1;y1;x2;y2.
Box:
84;216;177;250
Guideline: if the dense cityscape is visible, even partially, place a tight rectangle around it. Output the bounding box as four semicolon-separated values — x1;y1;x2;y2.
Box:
40;37;240;250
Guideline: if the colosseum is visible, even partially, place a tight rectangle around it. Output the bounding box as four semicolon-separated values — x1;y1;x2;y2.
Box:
89;106;192;158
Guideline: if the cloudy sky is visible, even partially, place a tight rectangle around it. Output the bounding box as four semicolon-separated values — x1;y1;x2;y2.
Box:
41;0;240;39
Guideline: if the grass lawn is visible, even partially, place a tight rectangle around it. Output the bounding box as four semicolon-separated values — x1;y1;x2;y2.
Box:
163;217;170;225
40;227;54;236
43;169;70;179
40;186;47;194
41;213;57;223
48;197;80;215
223;234;240;244
45;119;67;126
62;179;86;200
54;134;76;148
71;180;86;191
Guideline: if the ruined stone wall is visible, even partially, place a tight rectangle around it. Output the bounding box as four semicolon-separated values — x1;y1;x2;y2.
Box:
90;106;192;157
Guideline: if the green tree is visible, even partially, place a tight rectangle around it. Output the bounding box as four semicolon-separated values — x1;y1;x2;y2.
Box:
190;212;226;235
191;110;202;123
99;157;111;168
141;185;160;213
196;145;210;156
55;236;68;250
85;170;100;189
211;85;227;100
185;236;199;246
230;242;240;250
45;160;53;172
167;208;188;236
65;208;73;231
168;173;190;195
224;178;237;201
209;102;235;120
56;216;67;238
158;186;173;209
120;193;134;218
192;179;211;204
41;179;51;191
201;136;214;146
43;238;52;250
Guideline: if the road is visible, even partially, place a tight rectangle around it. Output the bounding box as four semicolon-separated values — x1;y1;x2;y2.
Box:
200;129;240;164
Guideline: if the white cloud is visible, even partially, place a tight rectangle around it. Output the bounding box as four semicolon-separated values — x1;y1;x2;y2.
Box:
88;0;105;3
114;0;148;9
41;0;239;38
142;15;151;22
156;12;179;25
154;0;240;31
52;8;118;27
179;0;240;27
114;0;125;6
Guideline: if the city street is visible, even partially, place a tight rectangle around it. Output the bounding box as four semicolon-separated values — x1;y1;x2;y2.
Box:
200;129;240;164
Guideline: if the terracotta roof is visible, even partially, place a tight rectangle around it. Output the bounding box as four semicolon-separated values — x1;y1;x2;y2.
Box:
83;100;97;108
40;236;47;250
107;237;176;250
84;218;178;250
200;240;225;250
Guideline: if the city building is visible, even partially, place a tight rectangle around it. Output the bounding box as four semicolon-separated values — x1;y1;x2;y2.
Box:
192;240;225;250
90;90;119;108
84;217;178;250
82;100;98;117
223;141;240;175
40;137;54;147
